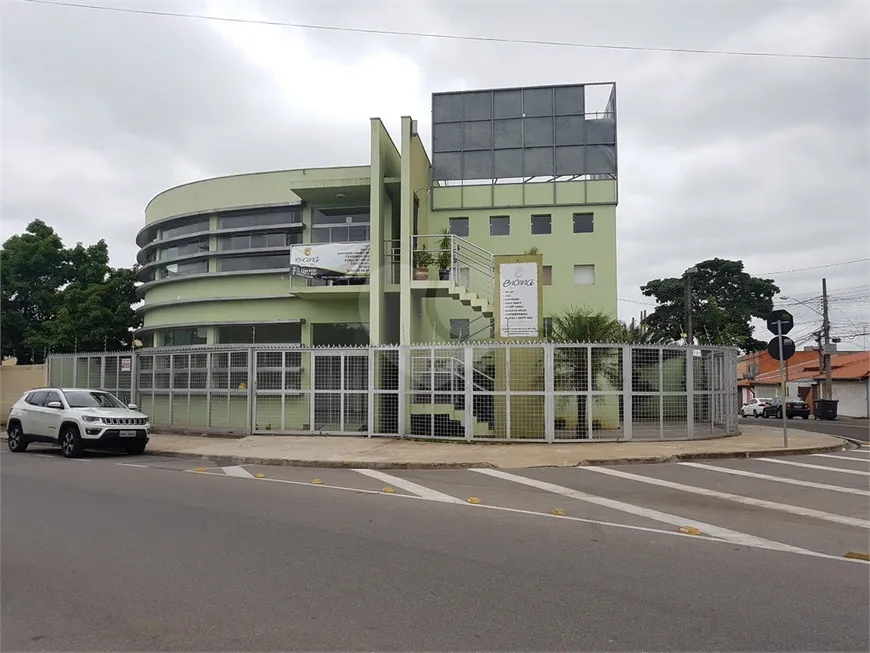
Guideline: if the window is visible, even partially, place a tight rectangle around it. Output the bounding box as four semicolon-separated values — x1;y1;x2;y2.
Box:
159;238;209;261
217;254;289;272
490;215;510;236
543;317;553;339
573;213;594;234
542;265;552;286
163;328;207;346
573;264;595;285
449;217;469;237
253;323;302;344
311;323;369;346
312;208;370;243
219;232;298;251
531;214;551;235
450;319;470;340
219;207;302;230
63;390;125;409
161;218;209;240
159;260;208;279
27;391;48;406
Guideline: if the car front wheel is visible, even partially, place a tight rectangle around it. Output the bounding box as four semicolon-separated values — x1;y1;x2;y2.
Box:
60;426;83;458
7;425;28;453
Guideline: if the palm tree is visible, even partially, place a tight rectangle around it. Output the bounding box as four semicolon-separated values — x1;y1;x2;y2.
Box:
548;306;626;438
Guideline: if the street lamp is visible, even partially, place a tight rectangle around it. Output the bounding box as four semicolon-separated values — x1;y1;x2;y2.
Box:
684;266;698;346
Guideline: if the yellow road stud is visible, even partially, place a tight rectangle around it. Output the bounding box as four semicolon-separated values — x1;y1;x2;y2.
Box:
677;526;703;536
467;497;482;504
311;478;323;485
844;551;870;561
192;467;208;473
383;487;394;493
255;473;265;478
552;508;566;516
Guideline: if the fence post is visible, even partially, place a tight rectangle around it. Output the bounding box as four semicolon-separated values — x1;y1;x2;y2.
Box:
131;350;139;407
622;345;633;441
398;346;407;437
464;344;474;439
544;343;554;443
247;347;255;435
367;348;375;438
686;347;695;439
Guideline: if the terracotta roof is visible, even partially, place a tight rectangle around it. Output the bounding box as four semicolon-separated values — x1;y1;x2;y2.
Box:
741;351;869;384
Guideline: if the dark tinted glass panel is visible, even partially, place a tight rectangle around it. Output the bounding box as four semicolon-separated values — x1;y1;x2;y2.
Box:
531;215;551;234
449;217;469;237
311;323;369;346
162;219;209;240
219;208;301;230
573;213;594;233
490;216;510;236
218;254;289;272
253;323;302;344
216;326;253;344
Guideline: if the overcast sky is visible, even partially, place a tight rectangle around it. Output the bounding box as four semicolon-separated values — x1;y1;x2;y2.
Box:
2;0;869;346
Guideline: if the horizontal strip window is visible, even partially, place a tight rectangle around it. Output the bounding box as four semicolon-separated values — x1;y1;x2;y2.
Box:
161;328;208;347
217;323;302;344
220;232;300;251
219;207;302;230
312;224;370;243
161;218;210;240
312;207;370;225
217;254;289;272
157;260;209;280
160;238;209;261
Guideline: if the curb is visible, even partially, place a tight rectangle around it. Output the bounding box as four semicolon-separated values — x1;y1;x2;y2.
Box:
141;441;850;470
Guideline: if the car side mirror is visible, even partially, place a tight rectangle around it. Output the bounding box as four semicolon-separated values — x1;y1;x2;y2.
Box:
46;401;63;409
128;403;138;410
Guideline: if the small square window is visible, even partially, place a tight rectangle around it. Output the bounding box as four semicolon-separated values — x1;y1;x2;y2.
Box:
573;264;595;285
531;214;551;235
450;319;470;340
450;217;469;237
573;213;594;234
490;216;510;236
542;265;552;286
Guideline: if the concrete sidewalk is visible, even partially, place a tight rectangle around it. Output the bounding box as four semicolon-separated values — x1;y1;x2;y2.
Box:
143;426;851;469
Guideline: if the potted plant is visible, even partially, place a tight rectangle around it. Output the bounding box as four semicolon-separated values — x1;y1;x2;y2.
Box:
436;228;452;281
523;246;540;255
413;246;433;280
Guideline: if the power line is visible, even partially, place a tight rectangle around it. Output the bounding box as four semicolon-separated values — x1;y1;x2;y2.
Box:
753;257;870;276
20;0;870;62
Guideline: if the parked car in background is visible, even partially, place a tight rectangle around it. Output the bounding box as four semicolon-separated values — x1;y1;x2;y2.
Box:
762;397;811;419
740;397;773;418
6;388;150;458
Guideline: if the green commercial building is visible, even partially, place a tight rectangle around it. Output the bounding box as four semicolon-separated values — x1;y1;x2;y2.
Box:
135;82;619;348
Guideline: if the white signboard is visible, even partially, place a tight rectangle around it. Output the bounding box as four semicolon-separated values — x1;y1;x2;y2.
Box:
120;358;132;373
498;262;539;338
290;243;370;280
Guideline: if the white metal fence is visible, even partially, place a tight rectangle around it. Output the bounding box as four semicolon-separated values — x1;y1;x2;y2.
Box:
47;343;739;441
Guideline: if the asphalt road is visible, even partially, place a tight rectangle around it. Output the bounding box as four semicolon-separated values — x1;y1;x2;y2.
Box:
739;416;870;442
2;446;869;652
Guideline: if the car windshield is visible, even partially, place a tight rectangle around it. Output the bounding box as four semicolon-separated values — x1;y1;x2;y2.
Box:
63;390;125;409
758;398;773;403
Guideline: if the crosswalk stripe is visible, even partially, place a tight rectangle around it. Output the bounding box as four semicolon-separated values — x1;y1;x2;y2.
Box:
678;462;870;496
812;454;870;464
353;469;465;504
470;468;824;554
221;466;255;478
582;466;870;529
759;458;870;477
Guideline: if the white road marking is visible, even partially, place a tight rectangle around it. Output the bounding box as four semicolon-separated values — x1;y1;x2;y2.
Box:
470;468;827;554
582;466;870;529
353;469;465;503
847;449;870;454
115;462;149;468
181;467;868;565
221;465;255;478
812;453;870;464
678;462;870;497
759;458;870;477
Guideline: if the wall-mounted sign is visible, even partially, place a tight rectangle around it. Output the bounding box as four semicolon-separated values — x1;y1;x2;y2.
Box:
120;358;132;373
498;261;539;338
290;243;370;280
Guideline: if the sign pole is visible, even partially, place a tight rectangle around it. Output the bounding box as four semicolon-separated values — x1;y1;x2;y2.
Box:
777;320;788;448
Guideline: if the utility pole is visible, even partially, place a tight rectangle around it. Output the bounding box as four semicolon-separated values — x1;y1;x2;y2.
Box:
685;266;698;346
821;278;832;400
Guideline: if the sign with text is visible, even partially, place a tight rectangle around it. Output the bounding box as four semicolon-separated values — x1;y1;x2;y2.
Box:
290;243;370;280
498;261;540;338
120;358;132;373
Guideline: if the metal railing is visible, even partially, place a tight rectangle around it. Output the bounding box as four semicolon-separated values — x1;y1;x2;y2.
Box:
47;343;739;441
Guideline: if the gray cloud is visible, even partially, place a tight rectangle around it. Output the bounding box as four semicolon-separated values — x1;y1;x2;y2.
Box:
2;0;868;343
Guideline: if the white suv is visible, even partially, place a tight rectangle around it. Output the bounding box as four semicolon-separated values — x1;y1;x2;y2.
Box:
6;388;150;458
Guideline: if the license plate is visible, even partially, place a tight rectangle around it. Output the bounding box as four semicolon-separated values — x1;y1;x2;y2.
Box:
119;430;137;438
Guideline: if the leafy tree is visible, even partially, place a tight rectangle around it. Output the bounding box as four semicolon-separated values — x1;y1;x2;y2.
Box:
640;258;778;352
1;220;141;363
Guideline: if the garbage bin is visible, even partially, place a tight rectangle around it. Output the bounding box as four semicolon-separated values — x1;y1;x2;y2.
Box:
813;399;839;420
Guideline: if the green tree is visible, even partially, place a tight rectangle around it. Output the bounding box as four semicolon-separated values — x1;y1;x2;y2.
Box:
1;220;141;363
640;258;778;352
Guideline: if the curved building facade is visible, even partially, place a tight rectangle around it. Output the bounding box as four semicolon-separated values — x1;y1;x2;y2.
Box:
136;83;620;349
